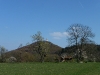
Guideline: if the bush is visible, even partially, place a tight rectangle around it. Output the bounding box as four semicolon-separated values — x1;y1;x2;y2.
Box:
6;56;17;63
44;54;60;62
21;52;34;62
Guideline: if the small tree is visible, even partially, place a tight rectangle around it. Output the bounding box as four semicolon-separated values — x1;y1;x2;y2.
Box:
0;46;7;62
67;24;94;62
18;44;23;48
32;31;49;63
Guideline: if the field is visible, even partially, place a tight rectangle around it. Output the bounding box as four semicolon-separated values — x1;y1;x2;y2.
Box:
0;62;100;75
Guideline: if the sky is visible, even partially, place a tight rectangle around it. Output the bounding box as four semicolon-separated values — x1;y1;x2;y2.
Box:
0;0;100;50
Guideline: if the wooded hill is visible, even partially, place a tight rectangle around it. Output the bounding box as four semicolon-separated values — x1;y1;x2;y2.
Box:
5;41;62;62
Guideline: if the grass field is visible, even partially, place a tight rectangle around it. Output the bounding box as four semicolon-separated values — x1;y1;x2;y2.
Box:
0;62;100;75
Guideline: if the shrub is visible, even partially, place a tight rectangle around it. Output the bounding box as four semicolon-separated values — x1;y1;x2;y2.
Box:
7;56;17;63
21;52;34;62
44;54;60;62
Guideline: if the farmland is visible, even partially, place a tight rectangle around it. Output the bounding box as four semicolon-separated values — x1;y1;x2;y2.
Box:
0;62;100;75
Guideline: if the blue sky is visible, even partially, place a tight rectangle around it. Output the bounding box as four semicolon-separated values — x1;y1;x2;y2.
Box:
0;0;100;50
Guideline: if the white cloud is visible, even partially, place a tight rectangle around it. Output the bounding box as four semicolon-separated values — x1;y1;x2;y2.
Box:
50;32;69;39
63;32;69;37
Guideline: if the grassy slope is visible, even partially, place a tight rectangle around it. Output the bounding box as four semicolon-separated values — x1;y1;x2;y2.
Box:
0;62;100;75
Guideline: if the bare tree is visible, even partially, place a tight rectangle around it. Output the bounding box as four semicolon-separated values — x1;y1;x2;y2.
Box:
18;44;23;48
67;24;95;62
32;31;49;63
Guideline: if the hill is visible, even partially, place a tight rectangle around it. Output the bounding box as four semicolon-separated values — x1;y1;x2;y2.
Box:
5;41;62;62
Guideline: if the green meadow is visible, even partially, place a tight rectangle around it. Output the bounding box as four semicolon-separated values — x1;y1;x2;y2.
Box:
0;62;100;75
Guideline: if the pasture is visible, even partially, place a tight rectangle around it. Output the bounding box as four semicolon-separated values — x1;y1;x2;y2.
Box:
0;62;100;75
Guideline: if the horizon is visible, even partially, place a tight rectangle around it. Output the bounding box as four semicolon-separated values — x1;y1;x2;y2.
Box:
0;0;100;50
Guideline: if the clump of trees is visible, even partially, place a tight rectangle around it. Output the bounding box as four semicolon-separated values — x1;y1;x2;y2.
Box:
67;24;95;62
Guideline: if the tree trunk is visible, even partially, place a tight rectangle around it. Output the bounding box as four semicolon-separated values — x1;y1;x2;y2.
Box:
40;54;44;63
76;39;79;63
